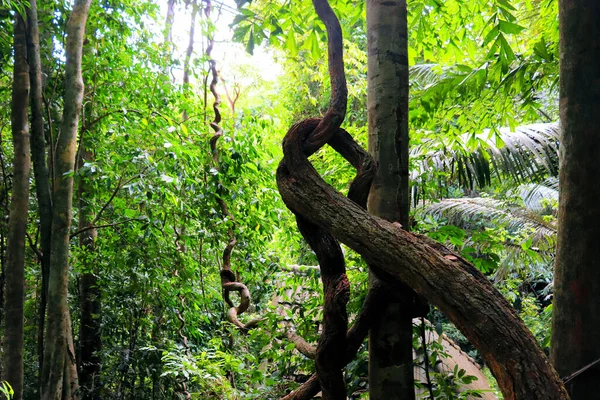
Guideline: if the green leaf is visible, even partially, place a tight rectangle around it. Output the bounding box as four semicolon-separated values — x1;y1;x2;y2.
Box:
285;28;298;57
533;37;552;61
498;20;525;35
496;0;517;11
483;25;499;47
231;14;249;26
499;33;516;63
246;28;255;55
232;24;250;43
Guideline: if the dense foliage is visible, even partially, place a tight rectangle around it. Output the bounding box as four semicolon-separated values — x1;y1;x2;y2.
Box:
0;0;563;398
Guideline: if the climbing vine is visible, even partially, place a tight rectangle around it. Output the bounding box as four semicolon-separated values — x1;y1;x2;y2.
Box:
205;0;261;333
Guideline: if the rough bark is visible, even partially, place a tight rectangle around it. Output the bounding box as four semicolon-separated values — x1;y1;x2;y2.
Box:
366;0;422;398
77;145;101;399
277;120;569;398
293;2;353;398
550;2;600;399
26;0;54;377
281;115;570;399
41;1;92;398
4;12;31;400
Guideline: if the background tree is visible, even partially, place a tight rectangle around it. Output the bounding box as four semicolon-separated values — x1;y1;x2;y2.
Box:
4;10;30;400
366;0;423;398
26;0;53;380
551;1;600;399
41;0;92;397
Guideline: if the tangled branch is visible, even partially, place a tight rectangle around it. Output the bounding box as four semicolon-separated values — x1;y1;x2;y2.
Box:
275;0;377;397
275;0;568;399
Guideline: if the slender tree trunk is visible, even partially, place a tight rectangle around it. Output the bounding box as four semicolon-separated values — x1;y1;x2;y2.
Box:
0;135;8;383
41;1;92;398
26;0;53;378
366;1;421;398
4;12;31;400
77;145;101;399
164;0;176;45
551;2;600;399
183;1;197;87
182;1;198;121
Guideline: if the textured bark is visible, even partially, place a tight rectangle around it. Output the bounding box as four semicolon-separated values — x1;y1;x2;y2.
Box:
550;2;600;399
4;12;31;400
41;1;92;398
27;0;54;377
366;0;420;398
77;145;101;399
277;120;569;399
296;2;352;398
277;1;566;398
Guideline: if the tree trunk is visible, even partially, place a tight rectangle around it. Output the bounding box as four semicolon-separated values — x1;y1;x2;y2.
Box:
26;0;53;378
182;1;198;121
164;0;176;45
4;12;31;400
366;0;420;398
551;2;600;399
77;145;101;399
183;1;197;88
41;1;92;398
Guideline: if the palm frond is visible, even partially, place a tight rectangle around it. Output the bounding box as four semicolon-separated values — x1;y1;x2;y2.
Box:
515;177;559;213
410;63;450;89
422;197;556;248
409;62;488;96
413;122;559;191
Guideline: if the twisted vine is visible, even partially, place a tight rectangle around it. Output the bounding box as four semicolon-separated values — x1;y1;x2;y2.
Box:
205;0;260;332
276;0;568;399
175;294;192;400
275;0;377;398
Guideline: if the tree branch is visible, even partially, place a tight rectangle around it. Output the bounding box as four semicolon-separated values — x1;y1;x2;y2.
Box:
70;217;143;239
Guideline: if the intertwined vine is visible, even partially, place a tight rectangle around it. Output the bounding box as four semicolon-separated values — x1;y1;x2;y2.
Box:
276;0;378;397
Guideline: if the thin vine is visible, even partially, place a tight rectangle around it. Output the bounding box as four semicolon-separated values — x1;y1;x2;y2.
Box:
205;0;261;333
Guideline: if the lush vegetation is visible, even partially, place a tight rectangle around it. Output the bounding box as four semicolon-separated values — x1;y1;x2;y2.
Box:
0;0;586;399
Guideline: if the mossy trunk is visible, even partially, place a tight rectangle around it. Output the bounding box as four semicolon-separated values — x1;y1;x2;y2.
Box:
26;0;54;377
